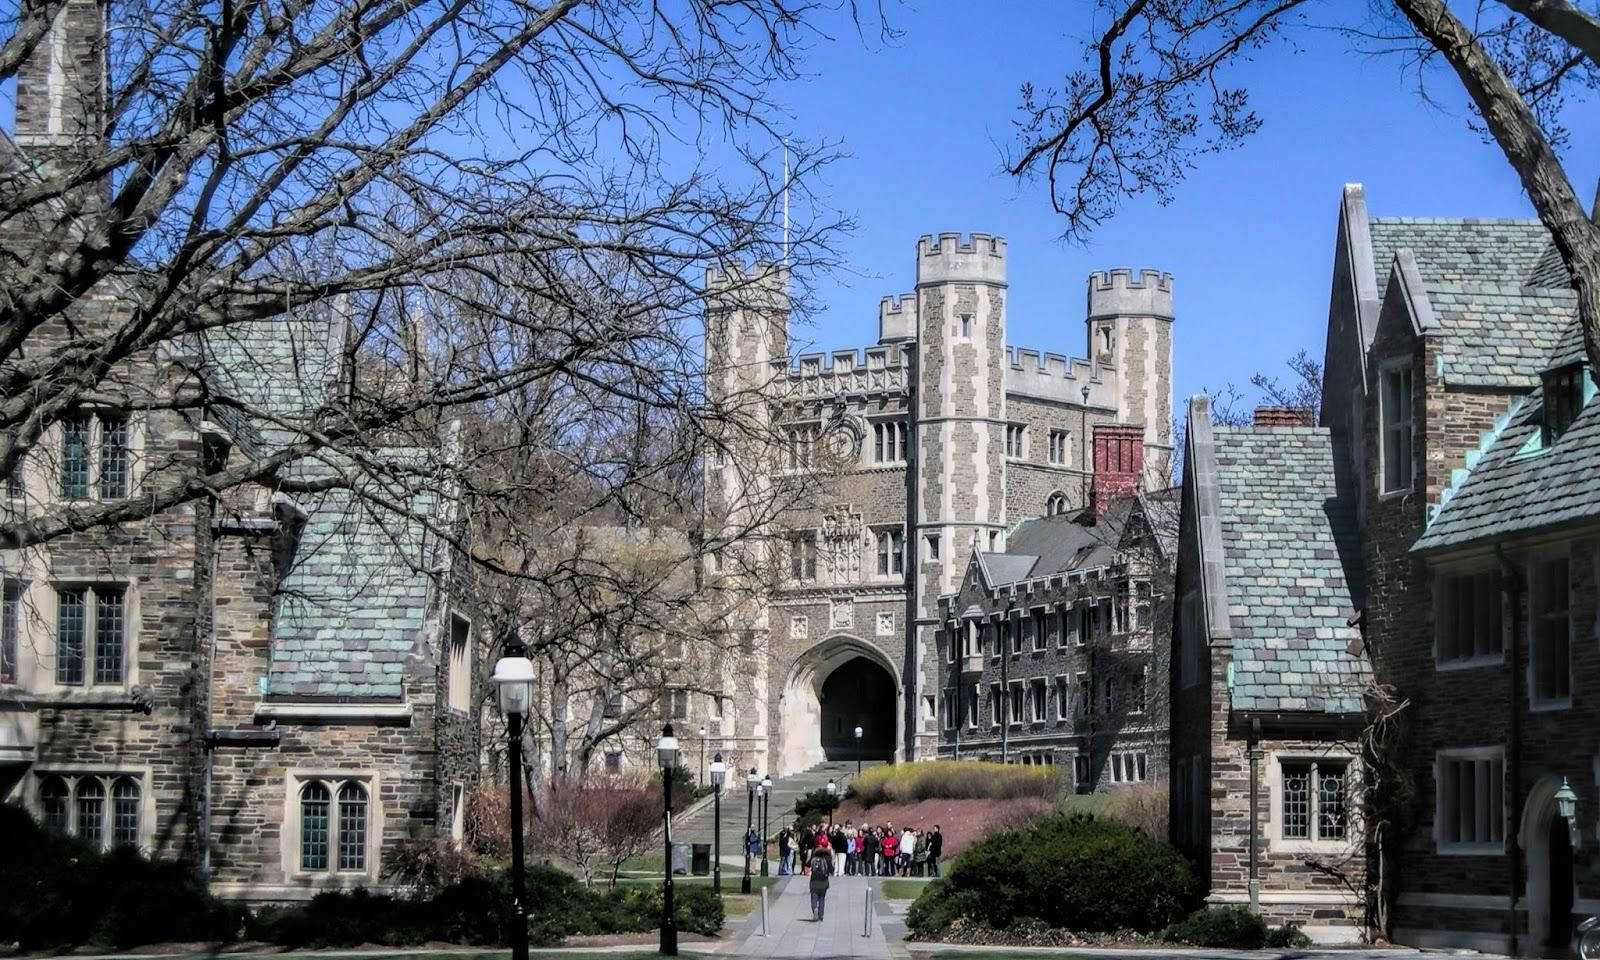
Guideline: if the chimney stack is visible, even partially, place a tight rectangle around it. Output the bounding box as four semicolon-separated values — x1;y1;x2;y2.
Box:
1090;423;1144;515
1252;406;1314;429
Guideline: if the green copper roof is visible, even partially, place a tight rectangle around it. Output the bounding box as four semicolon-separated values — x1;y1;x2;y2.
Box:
1212;427;1368;715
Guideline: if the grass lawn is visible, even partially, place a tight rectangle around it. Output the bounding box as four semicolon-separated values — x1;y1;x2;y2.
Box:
878;877;934;900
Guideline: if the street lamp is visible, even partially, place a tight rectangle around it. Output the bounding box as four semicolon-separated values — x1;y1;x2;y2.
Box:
741;767;758;894
657;724;680;956
854;725;864;776
698;725;707;786
708;753;726;896
491;632;535;960
1557;777;1580;846
826;778;838;827
759;775;772;877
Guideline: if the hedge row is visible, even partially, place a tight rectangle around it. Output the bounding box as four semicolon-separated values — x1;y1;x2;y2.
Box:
849;760;1062;808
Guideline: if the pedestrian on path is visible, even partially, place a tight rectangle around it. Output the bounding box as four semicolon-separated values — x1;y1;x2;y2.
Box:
777;825;793;876
808;834;834;921
927;824;943;877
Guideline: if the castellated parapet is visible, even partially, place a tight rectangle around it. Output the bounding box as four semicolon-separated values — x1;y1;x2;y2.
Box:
705;260;791;312
915;232;1007;287
1004;346;1120;407
878;293;917;342
1086;268;1173;320
771;343;913;399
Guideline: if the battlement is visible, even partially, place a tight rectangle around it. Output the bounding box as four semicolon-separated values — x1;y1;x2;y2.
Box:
878;292;917;342
705;260;790;312
1086;268;1173;320
1004;345;1119;407
769;343;912;400
916;232;1007;287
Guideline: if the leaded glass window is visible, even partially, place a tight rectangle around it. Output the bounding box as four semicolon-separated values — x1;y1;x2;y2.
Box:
77;778;104;847
41;776;69;834
94;588;124;684
338;783;367;870
60;415;91;498
98;418;128;500
56;588;85;685
112;777;140;846
1282;759;1348;841
300;783;330;870
1318;766;1348;840
2;579;18;684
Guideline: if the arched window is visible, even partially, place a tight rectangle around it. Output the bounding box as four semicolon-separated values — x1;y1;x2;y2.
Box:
112;777;140;847
337;783;368;871
1046;492;1068;517
76;778;105;847
40;776;69;834
300;782;330;870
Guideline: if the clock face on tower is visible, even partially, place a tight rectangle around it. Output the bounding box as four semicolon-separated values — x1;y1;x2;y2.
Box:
817;416;863;470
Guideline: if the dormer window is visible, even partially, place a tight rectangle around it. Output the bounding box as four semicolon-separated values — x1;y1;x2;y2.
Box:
1542;363;1589;446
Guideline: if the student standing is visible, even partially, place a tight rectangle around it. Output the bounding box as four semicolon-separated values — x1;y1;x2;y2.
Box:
927;824;944;877
777;826;793;876
880;827;899;875
808;835;834;921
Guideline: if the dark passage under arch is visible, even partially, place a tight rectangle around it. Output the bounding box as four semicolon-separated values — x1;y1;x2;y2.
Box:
819;655;895;761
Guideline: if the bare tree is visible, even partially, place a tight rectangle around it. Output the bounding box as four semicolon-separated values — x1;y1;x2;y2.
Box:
1006;0;1600;372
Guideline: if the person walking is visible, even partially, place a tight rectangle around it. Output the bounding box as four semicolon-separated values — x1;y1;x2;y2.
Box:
808;834;835;921
927;824;944;877
798;824;815;875
777;825;793;876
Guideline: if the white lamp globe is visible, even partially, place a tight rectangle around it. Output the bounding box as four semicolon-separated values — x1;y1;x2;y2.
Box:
657;724;679;769
492;652;535;716
709;753;727;787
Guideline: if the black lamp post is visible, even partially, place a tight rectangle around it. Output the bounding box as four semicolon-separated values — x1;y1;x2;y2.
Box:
657;724;680;956
741;767;757;894
854;725;863;776
708;753;726;896
826;778;837;827
759;775;772;876
698;725;707;786
491;631;535;960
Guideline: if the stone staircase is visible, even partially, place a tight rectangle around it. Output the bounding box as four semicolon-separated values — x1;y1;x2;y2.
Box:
671;760;883;859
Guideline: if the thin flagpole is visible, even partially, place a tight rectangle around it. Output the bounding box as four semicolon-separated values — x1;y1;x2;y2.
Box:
782;138;790;265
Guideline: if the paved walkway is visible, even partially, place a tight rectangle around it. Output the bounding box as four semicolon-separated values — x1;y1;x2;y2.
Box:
714;875;902;959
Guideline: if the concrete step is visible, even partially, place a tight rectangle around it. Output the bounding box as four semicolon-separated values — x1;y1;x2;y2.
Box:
670;759;888;849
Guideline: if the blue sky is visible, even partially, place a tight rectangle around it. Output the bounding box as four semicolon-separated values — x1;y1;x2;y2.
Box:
767;2;1600;408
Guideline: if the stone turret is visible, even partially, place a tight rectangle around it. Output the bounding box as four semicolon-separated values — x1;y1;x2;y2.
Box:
1084;269;1175;486
14;0;106;159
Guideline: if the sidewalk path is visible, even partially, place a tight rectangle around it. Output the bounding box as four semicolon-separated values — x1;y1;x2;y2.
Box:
714;875;901;959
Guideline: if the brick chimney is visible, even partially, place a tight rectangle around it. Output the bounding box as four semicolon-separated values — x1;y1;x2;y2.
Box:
1090;423;1143;515
14;0;106;158
1252;406;1314;428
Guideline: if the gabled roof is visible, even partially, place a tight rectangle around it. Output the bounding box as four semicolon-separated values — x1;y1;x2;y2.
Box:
1414;322;1600;554
1424;283;1577;388
1184;397;1369;716
1369;217;1558;291
265;456;439;700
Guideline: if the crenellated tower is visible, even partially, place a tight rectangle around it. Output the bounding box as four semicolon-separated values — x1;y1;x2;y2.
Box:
1086;268;1175;485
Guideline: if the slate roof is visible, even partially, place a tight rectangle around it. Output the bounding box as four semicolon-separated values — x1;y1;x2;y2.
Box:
1211;427;1368;715
196;315;337;455
978;489;1179;588
1413;324;1600;554
1425;283;1577;388
265;457;438;700
1368;217;1555;289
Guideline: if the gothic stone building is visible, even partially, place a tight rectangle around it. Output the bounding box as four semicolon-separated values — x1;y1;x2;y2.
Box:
932;460;1177;788
0;0;477;902
705;236;1173;776
1320;184;1600;955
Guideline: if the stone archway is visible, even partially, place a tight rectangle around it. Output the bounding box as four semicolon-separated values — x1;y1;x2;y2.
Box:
1521;774;1578;951
776;635;901;776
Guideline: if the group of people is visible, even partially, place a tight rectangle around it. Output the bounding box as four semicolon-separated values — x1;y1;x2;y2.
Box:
774;821;942;879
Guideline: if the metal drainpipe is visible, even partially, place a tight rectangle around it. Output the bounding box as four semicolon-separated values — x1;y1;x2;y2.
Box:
1498;545;1523;956
1249;716;1261;913
201;527;218;879
1001;605;1010;764
905;344;920;763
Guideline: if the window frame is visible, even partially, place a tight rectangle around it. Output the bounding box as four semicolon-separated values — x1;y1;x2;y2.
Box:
875;526;905;577
1528;551;1573;710
1378;361;1415;496
1273;756;1351;847
1434;747;1507;855
56;412;135;503
1047;429;1070;466
1433;566;1504;669
52;583;131;689
445;614;472;713
31;769;150;852
285;771;381;879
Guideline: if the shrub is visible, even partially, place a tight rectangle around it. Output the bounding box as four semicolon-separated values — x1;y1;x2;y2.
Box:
464;783;515;859
382;836;485;896
1266;922;1313;947
905;813;1196;939
1161;906;1267;948
0;805;242;950
851;761;1062;808
794;787;842;823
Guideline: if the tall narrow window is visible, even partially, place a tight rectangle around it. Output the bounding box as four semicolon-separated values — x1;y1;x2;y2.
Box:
41;776;69;834
112;777;140;847
98;418;128;499
2;579;18;684
76;778;105;848
1380;365;1414;493
1076;673;1090;716
790;532;817;581
959;314;971;338
338;783;368;870
1541;363;1588;445
876;528;904;576
446;615;471;712
1005;424;1026;459
1048;429;1070;465
1438;750;1506;850
94;587;125;684
300;783;331;870
1436;569;1502;664
1531;555;1571;704
56;588;85;685
60;415;91;499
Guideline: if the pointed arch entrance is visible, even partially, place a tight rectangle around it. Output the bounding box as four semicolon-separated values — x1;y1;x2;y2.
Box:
776;635;900;775
1521;774;1578;950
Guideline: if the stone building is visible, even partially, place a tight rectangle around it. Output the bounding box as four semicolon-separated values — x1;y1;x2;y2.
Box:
1169;399;1370;943
704;237;1174;776
0;4;476;901
1319;184;1598;954
931;427;1176;787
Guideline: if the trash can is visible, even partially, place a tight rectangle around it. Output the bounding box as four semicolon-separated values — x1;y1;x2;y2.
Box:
671;842;690;875
691;843;711;876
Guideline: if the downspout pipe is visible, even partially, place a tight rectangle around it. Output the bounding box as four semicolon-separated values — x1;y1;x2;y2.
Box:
1249;716;1262;913
1497;545;1523;957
